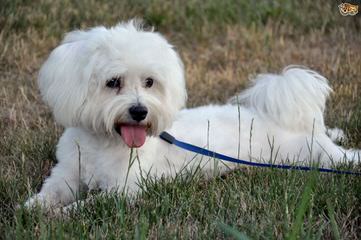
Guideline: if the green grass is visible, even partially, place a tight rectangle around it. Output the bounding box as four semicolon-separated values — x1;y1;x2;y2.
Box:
1;0;361;239
4;168;361;239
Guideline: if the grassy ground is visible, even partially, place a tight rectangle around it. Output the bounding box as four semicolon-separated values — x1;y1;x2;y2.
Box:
1;0;361;239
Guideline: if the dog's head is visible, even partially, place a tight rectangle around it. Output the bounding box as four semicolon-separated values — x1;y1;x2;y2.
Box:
38;20;186;147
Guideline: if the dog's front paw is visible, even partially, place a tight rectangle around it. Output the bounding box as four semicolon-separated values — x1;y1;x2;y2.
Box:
23;194;57;210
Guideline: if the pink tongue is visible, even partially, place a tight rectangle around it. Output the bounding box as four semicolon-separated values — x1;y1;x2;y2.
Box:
120;125;147;148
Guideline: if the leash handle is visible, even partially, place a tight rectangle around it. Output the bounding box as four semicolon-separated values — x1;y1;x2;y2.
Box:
160;131;361;176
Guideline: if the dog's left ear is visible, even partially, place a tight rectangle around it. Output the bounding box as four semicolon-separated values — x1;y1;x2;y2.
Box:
167;50;187;110
38;27;106;127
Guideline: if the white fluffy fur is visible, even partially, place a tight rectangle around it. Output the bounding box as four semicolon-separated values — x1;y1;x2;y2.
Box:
25;21;360;209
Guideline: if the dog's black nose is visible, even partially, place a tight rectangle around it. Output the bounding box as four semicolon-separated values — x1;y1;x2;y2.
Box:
129;105;148;122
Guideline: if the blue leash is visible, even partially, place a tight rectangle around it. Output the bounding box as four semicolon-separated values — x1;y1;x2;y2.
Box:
159;131;361;176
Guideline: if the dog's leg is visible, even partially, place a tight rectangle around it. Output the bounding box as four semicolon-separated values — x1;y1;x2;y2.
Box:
314;135;360;166
326;127;346;143
24;160;81;210
23;128;94;210
344;149;361;162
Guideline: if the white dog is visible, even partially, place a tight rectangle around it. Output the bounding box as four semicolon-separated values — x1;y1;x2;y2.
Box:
25;20;360;209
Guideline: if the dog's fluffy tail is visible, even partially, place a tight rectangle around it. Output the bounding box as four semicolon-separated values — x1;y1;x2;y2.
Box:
229;66;332;133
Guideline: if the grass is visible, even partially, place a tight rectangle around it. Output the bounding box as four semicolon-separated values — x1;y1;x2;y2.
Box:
1;0;361;239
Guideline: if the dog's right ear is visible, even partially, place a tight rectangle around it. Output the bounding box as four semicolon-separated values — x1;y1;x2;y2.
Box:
38;27;106;127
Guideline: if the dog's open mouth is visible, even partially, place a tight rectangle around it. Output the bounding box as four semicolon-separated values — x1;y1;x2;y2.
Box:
114;123;150;148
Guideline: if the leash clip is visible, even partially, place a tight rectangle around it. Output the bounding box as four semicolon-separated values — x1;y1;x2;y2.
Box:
159;131;175;144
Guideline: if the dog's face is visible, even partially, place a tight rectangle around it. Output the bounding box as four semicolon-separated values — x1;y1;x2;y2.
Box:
38;21;186;147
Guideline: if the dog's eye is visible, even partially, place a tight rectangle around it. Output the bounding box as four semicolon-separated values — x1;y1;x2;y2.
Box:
106;77;121;89
145;78;154;88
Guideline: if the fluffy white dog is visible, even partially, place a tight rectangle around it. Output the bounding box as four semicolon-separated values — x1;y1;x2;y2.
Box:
25;20;360;209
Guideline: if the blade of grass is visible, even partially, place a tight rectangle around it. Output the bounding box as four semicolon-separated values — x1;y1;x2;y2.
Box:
287;172;317;240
